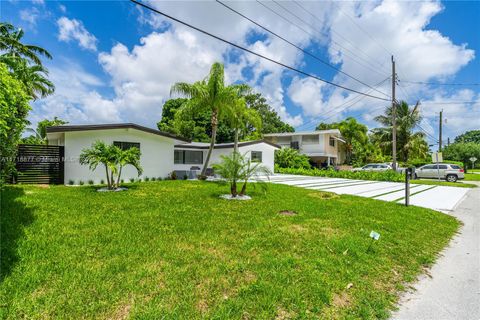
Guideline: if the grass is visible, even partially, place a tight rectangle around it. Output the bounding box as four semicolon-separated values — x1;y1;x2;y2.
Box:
464;173;480;181
0;181;459;319
412;179;477;188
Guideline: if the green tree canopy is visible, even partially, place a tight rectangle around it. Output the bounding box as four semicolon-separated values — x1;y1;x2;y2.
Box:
443;142;480;172
23;116;68;144
0;63;31;182
454;130;480;144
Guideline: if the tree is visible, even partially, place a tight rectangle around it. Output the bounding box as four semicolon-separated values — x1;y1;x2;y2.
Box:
315;117;368;164
0;63;31;183
79;141;143;189
0;22;52;66
454;130;480;144
213;151;271;197
245;92;294;134
24;116;68;144
171;62;237;176
274;147;311;169
372;101;428;163
0;22;54;100
443;142;480;173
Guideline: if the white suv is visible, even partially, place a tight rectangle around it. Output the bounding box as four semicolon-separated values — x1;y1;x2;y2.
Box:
414;164;465;182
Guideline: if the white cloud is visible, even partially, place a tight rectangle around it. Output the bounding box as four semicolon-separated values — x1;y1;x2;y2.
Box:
19;7;40;29
32;0;44;5
57;17;98;51
58;4;66;13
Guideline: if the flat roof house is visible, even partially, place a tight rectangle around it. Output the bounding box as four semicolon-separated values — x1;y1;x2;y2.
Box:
263;130;345;167
46;123;279;184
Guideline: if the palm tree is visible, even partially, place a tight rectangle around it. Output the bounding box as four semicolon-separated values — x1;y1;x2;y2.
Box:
0;22;52;65
79;141;121;189
8;58;55;100
227;95;262;153
115;147;143;187
171;62;236;176
337;117;368;164
372;101;428;162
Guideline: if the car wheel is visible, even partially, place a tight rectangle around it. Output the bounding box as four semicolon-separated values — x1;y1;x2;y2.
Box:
446;174;457;182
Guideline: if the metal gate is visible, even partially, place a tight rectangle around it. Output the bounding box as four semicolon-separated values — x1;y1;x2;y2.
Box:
15;144;64;184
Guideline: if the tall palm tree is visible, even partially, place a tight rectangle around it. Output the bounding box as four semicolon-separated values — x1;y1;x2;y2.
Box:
8;58;55;100
372;101;428;162
228;97;262;153
171;62;236;176
0;22;52;65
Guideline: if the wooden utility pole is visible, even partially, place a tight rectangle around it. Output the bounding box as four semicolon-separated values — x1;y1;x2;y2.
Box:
391;55;397;171
439;109;443;152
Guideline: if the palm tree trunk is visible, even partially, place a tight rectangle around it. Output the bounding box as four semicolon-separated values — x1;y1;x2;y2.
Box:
110;170;115;189
231;181;238;197
239;181;247;196
105;164;111;189
116;166;123;188
234;128;239;153
201;109;218;176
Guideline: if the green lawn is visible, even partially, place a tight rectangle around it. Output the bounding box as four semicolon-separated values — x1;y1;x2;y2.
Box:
1;181;459;319
464;173;480;181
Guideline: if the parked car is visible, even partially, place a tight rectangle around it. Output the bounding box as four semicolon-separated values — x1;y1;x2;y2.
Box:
414;163;465;182
352;163;392;172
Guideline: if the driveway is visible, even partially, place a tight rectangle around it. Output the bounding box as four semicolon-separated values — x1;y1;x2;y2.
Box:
257;174;470;212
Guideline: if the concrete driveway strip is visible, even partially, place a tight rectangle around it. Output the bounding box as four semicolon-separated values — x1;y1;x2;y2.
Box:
392;187;480;320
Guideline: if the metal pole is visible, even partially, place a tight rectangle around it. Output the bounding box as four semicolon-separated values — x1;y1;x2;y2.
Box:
405;169;410;206
391;55;397;171
439;109;443;152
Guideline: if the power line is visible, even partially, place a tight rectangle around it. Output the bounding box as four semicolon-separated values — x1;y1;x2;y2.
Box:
216;0;390;98
400;80;480;86
296;77;390;130
291;0;389;72
130;0;390;101
255;0;389;79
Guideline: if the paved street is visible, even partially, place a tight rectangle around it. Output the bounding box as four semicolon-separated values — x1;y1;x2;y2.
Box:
257;174;470;212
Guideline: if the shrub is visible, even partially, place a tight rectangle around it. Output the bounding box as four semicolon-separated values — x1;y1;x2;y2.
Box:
130;178;135;183
100;179;105;184
274;147;311;169
157;177;163;181
137;178;142;182
170;171;177;180
197;174;207;181
121;179;124;183
183;174;188;180
88;180;94;185
276;167;404;183
79;180;84;185
68;180;74;185
145;177;150;181
151;177;156;181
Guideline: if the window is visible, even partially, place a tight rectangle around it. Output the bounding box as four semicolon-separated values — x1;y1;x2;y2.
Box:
113;141;140;151
174;150;203;164
422;165;436;170
438;165;448;169
290;141;299;149
251;151;262;162
451;165;461;169
329;137;336;147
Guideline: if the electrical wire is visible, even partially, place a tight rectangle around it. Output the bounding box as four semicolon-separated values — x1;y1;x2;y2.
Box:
130;0;391;101
216;0;390;98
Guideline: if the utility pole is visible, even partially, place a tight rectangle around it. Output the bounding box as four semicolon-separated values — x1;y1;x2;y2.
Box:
391;55;397;171
448;137;450;146
439;109;443;152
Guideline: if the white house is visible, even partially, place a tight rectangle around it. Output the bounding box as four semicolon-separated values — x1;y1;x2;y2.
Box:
263;130;345;167
46;123;279;184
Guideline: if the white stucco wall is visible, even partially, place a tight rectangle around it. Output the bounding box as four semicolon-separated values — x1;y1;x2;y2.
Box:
173;142;277;173
59;128;176;184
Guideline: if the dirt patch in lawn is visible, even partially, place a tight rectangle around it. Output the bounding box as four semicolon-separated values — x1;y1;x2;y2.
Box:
308;192;338;200
278;210;297;216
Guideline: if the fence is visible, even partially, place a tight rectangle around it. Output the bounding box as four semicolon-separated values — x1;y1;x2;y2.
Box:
15;144;64;184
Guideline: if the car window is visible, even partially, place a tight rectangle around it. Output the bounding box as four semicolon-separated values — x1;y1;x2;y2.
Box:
438;165;448;169
422;165;435;170
364;165;373;169
451;165;461;169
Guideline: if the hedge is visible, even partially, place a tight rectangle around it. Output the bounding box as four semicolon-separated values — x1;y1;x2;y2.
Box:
276;167;404;182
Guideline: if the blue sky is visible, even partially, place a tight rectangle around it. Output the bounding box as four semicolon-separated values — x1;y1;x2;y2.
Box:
3;0;480;144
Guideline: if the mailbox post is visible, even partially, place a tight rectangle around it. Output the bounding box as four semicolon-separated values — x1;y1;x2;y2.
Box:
405;167;415;207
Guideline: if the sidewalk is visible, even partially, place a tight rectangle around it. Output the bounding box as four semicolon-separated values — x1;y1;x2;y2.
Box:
391;187;480;319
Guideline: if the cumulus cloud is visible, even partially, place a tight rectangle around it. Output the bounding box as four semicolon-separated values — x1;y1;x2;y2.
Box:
57;17;98;51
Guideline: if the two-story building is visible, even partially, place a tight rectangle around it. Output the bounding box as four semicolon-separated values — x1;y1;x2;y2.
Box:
263;130;345;167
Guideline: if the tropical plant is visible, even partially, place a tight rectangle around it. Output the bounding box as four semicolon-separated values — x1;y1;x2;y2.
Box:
24;116;68;144
0;63;31;184
79;141;142;190
316;117;369;164
0;22;52;65
274;147;311;169
8;59;54;100
171;62;242;176
454;130;480;144
227;94;262;152
371;101;429;163
213;152;271;197
443;142;480;173
244;92;294;134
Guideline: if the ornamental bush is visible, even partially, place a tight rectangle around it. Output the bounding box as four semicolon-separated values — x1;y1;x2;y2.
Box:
276;167;404;182
274;147;311;169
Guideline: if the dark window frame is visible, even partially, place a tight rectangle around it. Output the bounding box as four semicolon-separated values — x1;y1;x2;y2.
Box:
174;150;203;165
329;137;336;147
113;141;140;151
251;151;262;162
